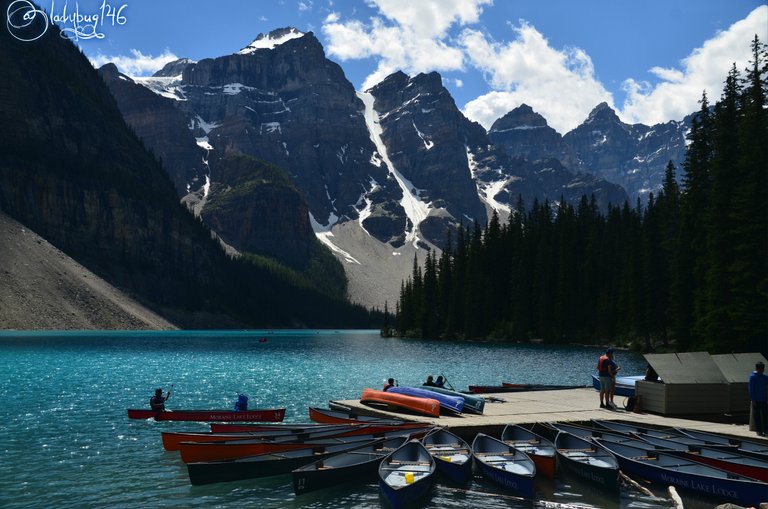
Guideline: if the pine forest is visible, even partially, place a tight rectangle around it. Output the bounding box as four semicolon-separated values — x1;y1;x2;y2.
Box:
393;36;767;355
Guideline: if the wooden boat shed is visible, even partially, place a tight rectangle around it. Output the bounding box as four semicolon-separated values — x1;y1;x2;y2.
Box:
712;352;768;414
636;351;767;417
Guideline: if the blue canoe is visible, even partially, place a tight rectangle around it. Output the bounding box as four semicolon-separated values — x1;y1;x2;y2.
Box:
501;424;556;479
378;440;435;509
591;374;644;397
675;427;768;460
388;386;464;414
421;428;473;484
592;420;740;451
418;386;485;414
555;431;620;491
472;433;535;499
596;439;768;507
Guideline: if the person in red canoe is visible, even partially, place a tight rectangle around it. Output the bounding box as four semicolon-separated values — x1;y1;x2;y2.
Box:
150;387;171;411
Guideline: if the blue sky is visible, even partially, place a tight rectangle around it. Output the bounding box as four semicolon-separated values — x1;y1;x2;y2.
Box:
50;0;768;133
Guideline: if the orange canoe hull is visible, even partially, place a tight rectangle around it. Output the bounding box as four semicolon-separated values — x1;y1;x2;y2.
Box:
360;388;440;418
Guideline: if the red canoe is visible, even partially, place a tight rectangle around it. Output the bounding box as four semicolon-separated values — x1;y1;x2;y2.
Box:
360;388;440;418
309;407;417;425
127;408;286;422
162;425;348;451
210;423;328;433
178;426;432;463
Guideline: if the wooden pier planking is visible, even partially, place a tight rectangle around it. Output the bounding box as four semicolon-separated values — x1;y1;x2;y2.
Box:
331;388;761;443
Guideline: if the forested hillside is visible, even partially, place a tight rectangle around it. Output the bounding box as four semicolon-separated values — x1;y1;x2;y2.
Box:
0;7;375;329
394;36;767;355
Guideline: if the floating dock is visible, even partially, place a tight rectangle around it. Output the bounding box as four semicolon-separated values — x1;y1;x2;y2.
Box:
332;387;759;442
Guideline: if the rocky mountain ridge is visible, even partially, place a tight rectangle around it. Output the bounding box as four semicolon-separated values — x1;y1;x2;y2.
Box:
491;102;691;201
102;27;692;309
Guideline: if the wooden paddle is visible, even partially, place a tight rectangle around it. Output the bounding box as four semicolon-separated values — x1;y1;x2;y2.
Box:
441;373;455;391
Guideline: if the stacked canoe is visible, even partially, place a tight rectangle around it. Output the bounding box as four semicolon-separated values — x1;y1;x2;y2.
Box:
359;385;485;417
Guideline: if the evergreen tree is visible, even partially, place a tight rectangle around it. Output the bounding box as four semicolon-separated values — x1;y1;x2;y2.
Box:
729;36;768;352
655;161;681;347
702;65;742;350
675;92;712;349
421;250;439;339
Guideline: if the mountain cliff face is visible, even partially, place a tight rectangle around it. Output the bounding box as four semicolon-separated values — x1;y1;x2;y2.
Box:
367;72;628;236
101;30;410;260
489;104;566;162
492;103;690;202
98;63;208;198
181;30;398;230
201;154;316;267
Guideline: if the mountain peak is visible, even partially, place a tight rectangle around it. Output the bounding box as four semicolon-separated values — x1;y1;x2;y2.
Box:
239;27;305;54
490;103;549;133
586;102;620;124
411;71;443;89
153;58;195;78
98;63;133;83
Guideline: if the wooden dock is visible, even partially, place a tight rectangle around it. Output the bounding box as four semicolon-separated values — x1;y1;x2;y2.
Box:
332;387;761;442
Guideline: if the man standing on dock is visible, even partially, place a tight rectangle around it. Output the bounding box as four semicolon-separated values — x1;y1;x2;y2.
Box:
748;361;767;437
597;349;619;409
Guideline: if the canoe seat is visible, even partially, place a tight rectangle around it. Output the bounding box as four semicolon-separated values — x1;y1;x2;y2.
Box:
390;460;431;466
476;452;516;458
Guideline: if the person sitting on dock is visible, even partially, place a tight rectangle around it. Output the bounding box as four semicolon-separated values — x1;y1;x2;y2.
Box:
434;376;445;388
423;375;437;387
150;387;171;411
383;378;396;391
644;364;660;382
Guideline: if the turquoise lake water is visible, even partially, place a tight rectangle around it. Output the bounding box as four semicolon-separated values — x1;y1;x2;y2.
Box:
0;330;717;508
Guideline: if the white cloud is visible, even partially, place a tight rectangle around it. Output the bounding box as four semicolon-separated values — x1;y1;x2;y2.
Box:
89;48;179;77
321;2;766;133
460;21;613;134
620;5;768;126
363;0;492;38
322;0;491;90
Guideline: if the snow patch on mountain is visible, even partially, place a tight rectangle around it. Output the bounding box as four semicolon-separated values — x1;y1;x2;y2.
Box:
412;120;434;150
358;90;432;248
134;75;186;101
467;147;512;214
309;212;360;265
195;137;213;151
190;115;220;134
356;177;380;236
221;83;256;95
239;28;305;54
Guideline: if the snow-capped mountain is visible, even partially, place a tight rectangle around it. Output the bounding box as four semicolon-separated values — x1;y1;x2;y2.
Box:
100;27;687;309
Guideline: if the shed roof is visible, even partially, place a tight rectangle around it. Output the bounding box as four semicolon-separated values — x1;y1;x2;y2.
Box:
643;352;727;384
711;352;768;383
